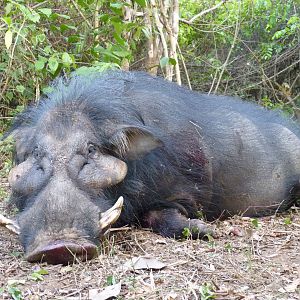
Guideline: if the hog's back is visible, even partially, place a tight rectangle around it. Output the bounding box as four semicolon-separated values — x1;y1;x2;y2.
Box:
127;74;300;216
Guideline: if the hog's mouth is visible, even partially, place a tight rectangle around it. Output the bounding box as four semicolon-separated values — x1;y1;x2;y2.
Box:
0;196;124;264
25;240;98;265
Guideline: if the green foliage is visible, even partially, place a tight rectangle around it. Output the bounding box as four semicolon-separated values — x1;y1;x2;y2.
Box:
199;282;216;300
0;0;147;113
179;0;300;108
7;285;23;300
283;217;292;225
30;268;49;281
8;287;23;300
251;218;261;229
206;233;215;248
224;242;232;253
106;275;117;285
0;0;299;119
0;135;14;178
182;227;191;238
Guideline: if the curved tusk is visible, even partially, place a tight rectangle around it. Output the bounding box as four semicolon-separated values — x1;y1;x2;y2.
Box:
0;214;20;235
99;196;124;230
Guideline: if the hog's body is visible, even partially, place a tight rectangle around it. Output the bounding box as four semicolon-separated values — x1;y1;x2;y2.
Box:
6;72;300;264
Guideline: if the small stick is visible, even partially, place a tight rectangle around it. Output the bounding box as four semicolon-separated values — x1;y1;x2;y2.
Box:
0;214;20;234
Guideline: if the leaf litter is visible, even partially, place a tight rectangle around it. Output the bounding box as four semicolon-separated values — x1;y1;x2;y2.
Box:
0;181;299;299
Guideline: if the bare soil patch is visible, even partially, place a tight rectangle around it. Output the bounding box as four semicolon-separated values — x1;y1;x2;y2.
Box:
0;180;299;299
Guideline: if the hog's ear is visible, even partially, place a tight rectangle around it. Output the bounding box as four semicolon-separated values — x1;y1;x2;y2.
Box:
110;126;163;160
4;127;35;164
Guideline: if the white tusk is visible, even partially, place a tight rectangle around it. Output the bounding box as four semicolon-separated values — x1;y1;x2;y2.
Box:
0;214;20;235
99;196;124;230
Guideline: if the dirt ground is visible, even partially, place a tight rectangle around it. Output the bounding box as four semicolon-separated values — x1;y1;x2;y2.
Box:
0;178;299;300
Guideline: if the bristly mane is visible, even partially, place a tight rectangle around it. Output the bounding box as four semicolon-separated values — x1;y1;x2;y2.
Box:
5;72;127;132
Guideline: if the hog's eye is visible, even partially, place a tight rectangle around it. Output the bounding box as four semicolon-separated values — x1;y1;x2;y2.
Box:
33;147;42;159
87;144;97;156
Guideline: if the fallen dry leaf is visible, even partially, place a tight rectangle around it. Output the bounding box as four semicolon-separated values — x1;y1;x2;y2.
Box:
228;226;244;236
164;292;178;299
124;256;166;270
278;278;300;293
88;282;122;300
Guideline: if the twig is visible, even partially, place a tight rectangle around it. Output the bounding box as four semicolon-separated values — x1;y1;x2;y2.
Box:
0;214;20;235
150;0;170;79
239;58;300;93
180;0;227;25
94;0;100;42
70;0;92;29
213;2;240;93
0;19;26;99
177;42;192;90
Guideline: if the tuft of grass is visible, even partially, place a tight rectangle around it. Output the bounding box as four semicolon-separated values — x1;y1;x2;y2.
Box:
283;217;292;225
199;282;216;300
182;227;191;238
6;285;23;300
251;218;261;229
224;242;232;253
29;269;49;282
106;275;117;286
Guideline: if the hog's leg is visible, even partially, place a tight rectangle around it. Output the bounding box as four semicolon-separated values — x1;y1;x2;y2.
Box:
142;208;213;239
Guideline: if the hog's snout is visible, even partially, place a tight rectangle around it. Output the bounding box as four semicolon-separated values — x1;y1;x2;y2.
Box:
18;196;124;264
26;240;98;265
8;157;52;196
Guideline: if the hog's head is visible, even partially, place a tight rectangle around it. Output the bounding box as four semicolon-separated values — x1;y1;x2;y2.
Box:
2;76;161;264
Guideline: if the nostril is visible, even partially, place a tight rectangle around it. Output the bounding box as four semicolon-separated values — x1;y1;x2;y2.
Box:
36;165;44;172
26;241;98;265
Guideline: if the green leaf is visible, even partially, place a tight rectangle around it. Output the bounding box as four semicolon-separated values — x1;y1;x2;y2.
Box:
134;0;147;7
10;251;23;258
36;33;46;43
43;45;52;55
30;268;49;281
16;85;25;94
2;16;12;26
142;27;151;39
199;283;215;299
5;3;13;15
168;58;177;66
5;30;13;50
62;52;73;65
251;218;260;228
38;8;52;17
112;49;131;58
287;15;300;25
75;63;119;75
112;21;123;35
42;86;54;94
56;13;71;20
68;35;81;43
48;56;59;73
110;2;124;9
35;59;46;71
60;24;77;33
29;13;40;23
182;227;191;238
159;57;169;68
113;33;126;46
19;6;40;23
36;268;49;275
7;286;23;300
107;275;116;285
